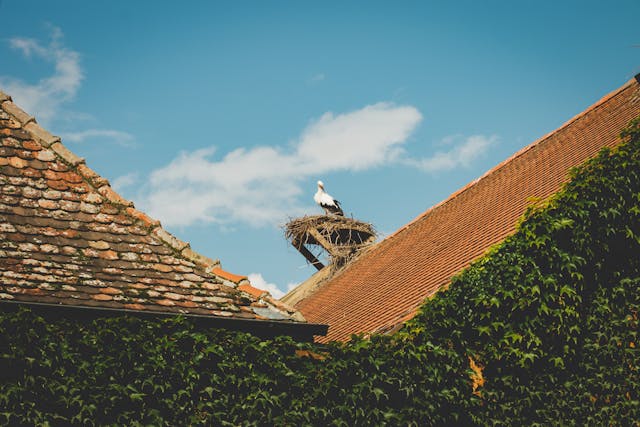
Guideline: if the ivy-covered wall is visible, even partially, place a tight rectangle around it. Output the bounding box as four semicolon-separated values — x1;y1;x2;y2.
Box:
1;117;639;426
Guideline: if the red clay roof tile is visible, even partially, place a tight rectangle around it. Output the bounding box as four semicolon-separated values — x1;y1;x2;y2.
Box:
212;267;248;284
238;283;269;299
293;76;640;342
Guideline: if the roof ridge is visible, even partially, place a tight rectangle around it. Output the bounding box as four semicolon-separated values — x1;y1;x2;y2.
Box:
0;89;221;274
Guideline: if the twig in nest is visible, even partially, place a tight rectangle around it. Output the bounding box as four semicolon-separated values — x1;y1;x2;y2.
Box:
284;215;376;268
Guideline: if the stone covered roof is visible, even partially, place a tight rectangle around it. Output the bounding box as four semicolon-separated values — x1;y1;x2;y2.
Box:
287;75;640;342
0;90;320;334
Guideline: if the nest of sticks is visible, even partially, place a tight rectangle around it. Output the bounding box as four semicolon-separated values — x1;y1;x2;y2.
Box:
285;215;376;267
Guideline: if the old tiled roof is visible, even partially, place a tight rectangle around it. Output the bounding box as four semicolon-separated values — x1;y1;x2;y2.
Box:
0;90;323;335
291;75;640;342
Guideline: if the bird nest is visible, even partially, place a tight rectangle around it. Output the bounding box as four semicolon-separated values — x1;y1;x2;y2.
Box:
285;215;376;268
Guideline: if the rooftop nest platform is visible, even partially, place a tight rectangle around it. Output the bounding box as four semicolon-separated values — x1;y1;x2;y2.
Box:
285;215;377;270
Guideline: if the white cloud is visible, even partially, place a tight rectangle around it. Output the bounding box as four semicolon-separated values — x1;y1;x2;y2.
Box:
142;102;423;227
61;129;135;146
296;103;421;171
112;172;139;192
140;103;497;228
407;134;498;173
247;273;285;299
0;26;82;124
0;26;132;146
309;73;325;83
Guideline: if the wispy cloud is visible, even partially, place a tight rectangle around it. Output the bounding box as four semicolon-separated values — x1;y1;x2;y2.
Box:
142;102;423;227
405;134;498;173
140;102;496;228
112;172;139;192
309;73;326;83
61;129;135;146
0;26;82;123
247;273;285;299
0;26;132;146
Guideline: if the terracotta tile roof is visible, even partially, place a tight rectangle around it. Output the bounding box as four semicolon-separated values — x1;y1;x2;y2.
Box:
0;90;314;330
292;75;640;342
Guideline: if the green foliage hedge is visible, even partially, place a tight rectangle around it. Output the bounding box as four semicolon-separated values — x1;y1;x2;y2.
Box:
1;117;639;425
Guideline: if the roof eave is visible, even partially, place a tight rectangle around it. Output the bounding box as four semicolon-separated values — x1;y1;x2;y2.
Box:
0;300;328;342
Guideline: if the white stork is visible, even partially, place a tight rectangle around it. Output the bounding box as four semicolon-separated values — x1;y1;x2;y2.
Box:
314;180;344;216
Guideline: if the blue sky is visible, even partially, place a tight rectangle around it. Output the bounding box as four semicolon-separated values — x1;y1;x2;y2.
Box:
1;1;639;297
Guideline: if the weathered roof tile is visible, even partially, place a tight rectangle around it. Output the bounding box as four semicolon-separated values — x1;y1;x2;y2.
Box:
238;283;269;299
49;142;84;166
23;122;60;148
0;90;310;329
1;101;35;126
212;267;247;284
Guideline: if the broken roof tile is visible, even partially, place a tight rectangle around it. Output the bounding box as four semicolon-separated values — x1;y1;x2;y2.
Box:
212;267;247;285
238;283;270;299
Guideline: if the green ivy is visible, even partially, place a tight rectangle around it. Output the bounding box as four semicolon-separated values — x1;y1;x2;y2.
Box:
1;117;639;425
